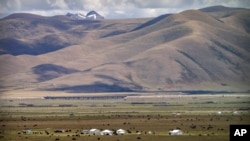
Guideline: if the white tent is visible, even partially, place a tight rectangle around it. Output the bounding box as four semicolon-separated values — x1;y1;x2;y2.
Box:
233;111;239;115
217;111;222;115
89;129;101;135
101;129;113;136
81;130;89;134
23;129;32;134
169;129;183;135
116;129;126;135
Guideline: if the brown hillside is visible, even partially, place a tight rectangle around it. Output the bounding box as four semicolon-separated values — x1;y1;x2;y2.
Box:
0;6;249;93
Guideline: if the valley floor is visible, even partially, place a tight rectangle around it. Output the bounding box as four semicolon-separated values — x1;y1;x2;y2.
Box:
0;92;249;141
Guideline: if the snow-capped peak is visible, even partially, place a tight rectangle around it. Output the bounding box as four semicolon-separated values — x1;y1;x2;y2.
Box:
87;14;97;20
66;11;104;20
86;11;104;20
66;12;86;20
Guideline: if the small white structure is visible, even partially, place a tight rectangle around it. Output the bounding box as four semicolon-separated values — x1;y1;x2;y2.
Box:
217;111;222;115
233;111;239;115
101;129;113;136
116;129;126;135
169;129;183;135
81;130;89;134
23;129;32;134
89;129;101;135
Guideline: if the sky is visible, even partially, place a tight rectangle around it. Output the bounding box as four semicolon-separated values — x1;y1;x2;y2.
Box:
0;0;250;19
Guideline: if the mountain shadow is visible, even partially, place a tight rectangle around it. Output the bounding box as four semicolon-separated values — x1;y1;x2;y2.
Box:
32;64;78;81
0;37;71;55
47;82;134;93
132;14;171;31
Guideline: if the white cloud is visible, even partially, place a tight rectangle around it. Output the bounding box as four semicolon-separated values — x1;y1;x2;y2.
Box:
21;9;86;17
46;0;69;9
0;0;249;19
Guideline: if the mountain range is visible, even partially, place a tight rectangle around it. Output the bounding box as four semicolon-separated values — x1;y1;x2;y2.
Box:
0;6;250;93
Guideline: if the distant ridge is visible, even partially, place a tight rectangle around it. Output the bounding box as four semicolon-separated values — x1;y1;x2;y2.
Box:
132;14;171;31
199;5;245;12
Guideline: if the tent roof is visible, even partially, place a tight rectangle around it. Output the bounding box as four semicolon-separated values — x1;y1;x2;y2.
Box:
89;129;100;132
102;129;112;132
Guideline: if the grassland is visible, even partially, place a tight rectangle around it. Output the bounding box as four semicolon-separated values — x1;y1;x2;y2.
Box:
0;93;249;141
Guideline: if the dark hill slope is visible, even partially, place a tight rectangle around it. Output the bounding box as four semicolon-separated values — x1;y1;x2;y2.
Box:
0;13;148;55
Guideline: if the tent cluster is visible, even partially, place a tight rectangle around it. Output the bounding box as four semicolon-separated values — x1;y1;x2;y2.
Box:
81;128;126;136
